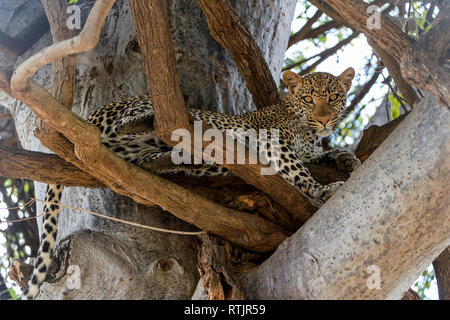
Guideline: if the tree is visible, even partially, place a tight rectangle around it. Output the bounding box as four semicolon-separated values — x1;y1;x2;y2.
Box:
0;0;448;300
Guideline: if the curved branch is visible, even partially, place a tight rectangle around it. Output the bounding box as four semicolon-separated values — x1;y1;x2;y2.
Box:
10;0;116;93
310;0;411;62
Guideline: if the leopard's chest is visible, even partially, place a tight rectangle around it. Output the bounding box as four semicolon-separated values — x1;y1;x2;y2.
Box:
291;128;322;162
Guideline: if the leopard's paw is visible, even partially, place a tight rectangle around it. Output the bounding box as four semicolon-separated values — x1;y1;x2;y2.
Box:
335;152;361;174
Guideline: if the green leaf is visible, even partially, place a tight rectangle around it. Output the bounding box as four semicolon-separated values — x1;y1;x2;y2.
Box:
9;288;18;300
4;178;11;188
68;0;79;4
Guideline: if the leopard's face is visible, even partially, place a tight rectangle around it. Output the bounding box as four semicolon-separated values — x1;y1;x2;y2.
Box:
283;68;355;136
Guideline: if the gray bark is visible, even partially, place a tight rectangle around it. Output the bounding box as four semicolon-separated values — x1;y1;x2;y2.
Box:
0;0;296;299
240;94;450;300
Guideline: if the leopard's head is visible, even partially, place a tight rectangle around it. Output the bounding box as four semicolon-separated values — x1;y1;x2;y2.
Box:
282;68;355;137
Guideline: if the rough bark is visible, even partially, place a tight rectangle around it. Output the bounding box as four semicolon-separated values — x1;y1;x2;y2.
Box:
240;94;450;299
400;3;450;107
433;247;450;300
0;145;103;188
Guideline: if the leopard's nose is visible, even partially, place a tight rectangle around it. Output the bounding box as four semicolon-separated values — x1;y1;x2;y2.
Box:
316;116;330;125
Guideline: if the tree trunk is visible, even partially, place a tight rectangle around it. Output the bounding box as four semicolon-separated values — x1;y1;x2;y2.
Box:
433;247;450;300
240;94;449;300
0;0;296;299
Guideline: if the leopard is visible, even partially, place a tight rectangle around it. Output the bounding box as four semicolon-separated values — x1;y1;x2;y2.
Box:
21;68;360;299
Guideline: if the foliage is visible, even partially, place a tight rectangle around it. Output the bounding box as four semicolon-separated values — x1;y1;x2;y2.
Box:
413;265;436;300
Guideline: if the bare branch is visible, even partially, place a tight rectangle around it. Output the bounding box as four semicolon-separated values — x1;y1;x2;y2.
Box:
10;0;116;93
284;33;359;72
287;10;324;48
342;62;384;118
0;145;103;188
368;38;419;108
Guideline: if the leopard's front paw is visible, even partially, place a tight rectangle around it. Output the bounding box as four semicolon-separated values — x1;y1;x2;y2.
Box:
335;152;361;174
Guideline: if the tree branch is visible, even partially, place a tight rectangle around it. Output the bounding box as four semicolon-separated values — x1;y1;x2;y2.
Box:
400;3;449;107
367;38;419;108
10;0;116;93
433;247;450;300
287;10;324;48
0;145;103;188
197;0;282;109
342;62;384;118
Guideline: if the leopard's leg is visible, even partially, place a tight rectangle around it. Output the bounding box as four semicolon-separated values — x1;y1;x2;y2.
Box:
21;184;63;300
275;145;344;207
311;149;361;174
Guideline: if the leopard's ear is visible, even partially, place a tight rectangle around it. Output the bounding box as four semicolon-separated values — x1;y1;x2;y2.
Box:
282;71;303;95
337;67;355;92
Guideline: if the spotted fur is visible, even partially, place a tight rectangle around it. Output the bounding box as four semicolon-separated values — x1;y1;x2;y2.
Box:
22;69;360;299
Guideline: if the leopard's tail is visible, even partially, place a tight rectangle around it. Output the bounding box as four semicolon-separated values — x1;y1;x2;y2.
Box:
21;184;63;300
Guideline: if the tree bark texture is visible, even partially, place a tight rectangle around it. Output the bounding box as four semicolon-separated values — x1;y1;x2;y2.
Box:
433;247;450;300
240;94;449;299
0;0;296;299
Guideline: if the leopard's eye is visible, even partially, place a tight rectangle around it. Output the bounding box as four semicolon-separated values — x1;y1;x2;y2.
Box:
302;96;313;104
329;93;339;102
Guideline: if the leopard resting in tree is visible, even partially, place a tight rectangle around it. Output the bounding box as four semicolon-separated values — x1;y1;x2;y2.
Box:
21;67;360;299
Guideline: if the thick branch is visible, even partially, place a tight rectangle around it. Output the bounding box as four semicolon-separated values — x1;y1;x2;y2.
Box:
0;146;102;188
433;247;450;300
36;0;78;160
367;38;418;108
400;4;450;107
197;0;282;109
